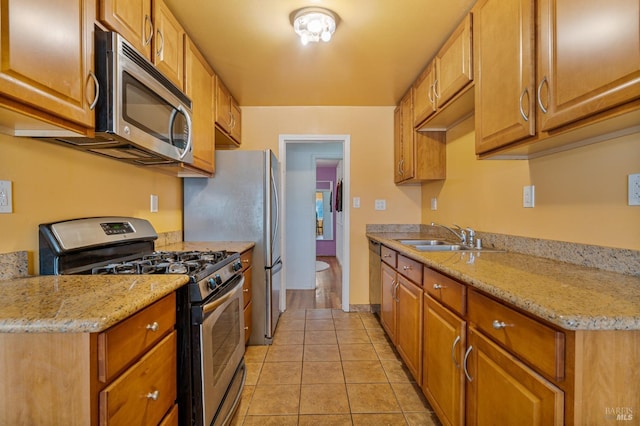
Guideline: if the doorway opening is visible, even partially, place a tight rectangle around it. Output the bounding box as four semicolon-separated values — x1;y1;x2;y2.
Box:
279;134;350;312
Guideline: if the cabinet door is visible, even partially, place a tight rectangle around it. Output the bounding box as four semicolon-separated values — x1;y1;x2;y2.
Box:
435;14;473;108
184;37;214;175
395;276;423;382
413;63;436;126
400;90;415;181
393;105;404;184
153;0;184;88
537;0;640;131
474;0;536;154
380;262;396;341
230;100;241;143
100;0;152;59
465;327;564;426
215;77;232;133
423;295;465;426
0;0;96;128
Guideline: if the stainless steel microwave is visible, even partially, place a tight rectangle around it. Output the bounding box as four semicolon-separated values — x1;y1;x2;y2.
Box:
41;31;193;166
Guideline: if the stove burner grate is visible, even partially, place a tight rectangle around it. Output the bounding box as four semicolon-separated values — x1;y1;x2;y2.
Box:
90;250;233;276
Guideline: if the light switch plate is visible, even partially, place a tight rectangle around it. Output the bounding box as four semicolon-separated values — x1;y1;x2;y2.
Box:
629;174;640;206
523;185;535;208
150;194;158;212
0;180;12;214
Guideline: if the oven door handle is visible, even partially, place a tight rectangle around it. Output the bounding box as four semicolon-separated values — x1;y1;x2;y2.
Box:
202;275;244;314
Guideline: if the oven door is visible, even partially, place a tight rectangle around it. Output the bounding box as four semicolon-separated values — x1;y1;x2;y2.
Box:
193;274;245;426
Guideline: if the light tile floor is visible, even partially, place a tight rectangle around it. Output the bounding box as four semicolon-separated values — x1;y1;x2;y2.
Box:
231;308;441;425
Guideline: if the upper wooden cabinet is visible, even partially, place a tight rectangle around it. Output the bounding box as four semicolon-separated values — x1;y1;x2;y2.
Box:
414;14;474;131
100;0;184;88
183;37;215;176
474;0;640;158
395;89;446;184
100;0;153;59
152;0;184;88
0;0;97;131
215;76;241;147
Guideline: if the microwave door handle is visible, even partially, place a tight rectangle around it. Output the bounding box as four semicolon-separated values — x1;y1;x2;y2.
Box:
168;105;192;160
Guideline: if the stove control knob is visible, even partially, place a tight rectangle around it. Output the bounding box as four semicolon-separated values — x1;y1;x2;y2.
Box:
207;274;222;290
232;261;243;272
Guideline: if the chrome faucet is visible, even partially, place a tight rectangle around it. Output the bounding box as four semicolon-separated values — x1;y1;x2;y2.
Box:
430;222;467;245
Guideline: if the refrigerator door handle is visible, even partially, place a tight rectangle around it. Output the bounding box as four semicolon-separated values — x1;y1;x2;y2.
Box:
267;257;283;274
270;167;279;255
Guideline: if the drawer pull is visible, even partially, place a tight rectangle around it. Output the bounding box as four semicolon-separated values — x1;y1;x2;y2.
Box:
492;320;513;330
244;326;249;330
383;254;392;258
146;390;159;401
451;335;461;369
242;259;249;263
403;265;412;271
463;345;473;382
433;283;447;290
146;322;159;332
243;288;249;293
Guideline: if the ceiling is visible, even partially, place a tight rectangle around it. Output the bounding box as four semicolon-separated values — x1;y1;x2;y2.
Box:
165;0;476;107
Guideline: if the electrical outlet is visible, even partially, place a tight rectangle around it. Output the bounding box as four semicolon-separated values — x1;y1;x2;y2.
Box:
430;197;437;210
0;180;12;214
629;174;640;206
374;199;386;210
523;185;535;208
353;197;360;208
150;194;158;212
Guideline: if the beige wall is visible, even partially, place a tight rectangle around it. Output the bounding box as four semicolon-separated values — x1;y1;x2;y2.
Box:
0;134;183;274
422;117;640;250
241;106;422;305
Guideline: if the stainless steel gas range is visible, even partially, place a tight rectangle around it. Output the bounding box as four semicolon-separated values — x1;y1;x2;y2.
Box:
39;216;246;426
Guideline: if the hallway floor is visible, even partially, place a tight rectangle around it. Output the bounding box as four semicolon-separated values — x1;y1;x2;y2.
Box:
230;308;441;425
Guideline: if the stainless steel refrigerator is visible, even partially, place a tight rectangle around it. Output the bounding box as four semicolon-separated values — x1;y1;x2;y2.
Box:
183;149;282;345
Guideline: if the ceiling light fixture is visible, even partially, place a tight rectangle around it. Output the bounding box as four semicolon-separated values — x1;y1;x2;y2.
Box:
292;7;338;45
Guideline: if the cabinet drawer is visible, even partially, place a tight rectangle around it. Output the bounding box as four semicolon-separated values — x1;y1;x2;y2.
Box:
398;255;423;285
240;249;252;271
242;267;252;308
381;245;397;267
467;290;564;380
423;267;465;315
98;293;176;383
100;331;177;426
159;403;178;426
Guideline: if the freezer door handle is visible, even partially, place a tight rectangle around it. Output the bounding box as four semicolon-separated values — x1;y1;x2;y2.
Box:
267;257;283;274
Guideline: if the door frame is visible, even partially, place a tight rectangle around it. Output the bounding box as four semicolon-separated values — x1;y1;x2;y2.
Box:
279;134;351;312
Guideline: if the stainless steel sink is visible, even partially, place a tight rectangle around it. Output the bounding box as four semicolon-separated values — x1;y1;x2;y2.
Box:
396;239;450;246
396;238;504;252
413;244;468;251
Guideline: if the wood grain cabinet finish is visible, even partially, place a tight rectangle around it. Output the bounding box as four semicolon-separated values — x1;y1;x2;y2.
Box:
413;63;437;126
394;89;446;184
379;246;423;382
183;36;215;176
423;295;466;426
240;248;253;344
465;327;564;426
100;0;153;59
474;0;640;157
152;0;184;88
100;331;177;426
0;0;97;129
215;77;242;147
423;267;466;316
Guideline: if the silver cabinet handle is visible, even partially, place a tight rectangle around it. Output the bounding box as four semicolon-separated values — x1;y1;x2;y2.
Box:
146;322;159;332
519;88;529;122
243;288;249;293
428;82;435;104
433;283;446;290
144;15;153;47
87;71;99;111
463;345;473;382
156;30;164;58
146;390;159;400
403;265;412;271
433;78;440;99
383;254;392;258
492;320;513;330
451;335;461;369
537;76;548;114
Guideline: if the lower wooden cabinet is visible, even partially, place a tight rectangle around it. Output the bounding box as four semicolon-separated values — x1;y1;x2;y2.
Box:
240;248;253;344
423;295;466;426
465;327;564;425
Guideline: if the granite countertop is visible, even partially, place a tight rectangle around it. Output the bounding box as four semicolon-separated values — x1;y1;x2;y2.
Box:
368;232;640;331
0;241;255;334
0;275;189;333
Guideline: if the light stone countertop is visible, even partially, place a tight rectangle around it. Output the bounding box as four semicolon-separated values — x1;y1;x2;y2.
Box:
0;274;189;333
368;232;640;331
0;241;255;334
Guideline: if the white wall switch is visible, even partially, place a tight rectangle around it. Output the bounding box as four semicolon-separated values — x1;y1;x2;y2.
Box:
353;197;360;208
628;174;640;206
374;199;386;210
523;185;535;208
150;194;158;212
430;197;438;210
0;180;13;214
